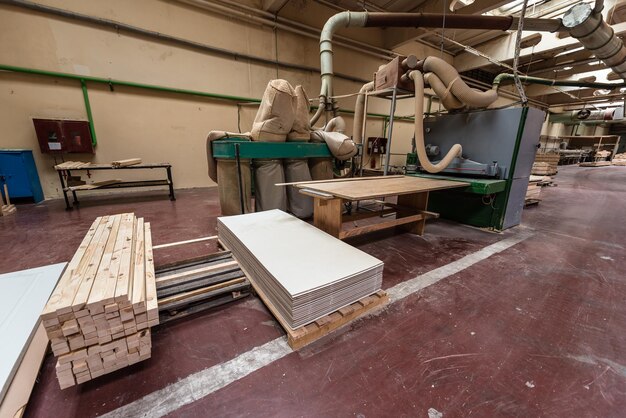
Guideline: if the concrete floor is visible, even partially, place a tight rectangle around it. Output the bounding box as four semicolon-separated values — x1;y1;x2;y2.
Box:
2;166;625;417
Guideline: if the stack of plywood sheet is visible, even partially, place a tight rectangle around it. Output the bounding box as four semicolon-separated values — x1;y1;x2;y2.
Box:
533;153;559;175
531;162;552;176
40;213;158;389
0;263;65;418
579;161;611;167
218;210;384;330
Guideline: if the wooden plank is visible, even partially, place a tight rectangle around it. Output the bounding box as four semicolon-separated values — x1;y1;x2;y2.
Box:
144;223;158;322
41;218;104;320
397;192;429;235
155;261;239;288
157;277;246;306
91;213;134;310
339;213;425;240
47;217;111;318
114;216;137;304
296;176;468;201
313;197;343;238
111;158;142;167
275;175;405;187
71;217;117;313
131;218;146;309
82;215;122;313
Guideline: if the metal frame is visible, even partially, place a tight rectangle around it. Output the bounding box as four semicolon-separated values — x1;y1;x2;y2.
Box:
56;163;175;210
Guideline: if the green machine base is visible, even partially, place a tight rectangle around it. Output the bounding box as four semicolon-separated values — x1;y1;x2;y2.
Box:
409;173;507;231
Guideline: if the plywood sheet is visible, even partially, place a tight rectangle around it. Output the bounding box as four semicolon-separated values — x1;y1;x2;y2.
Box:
218;210;384;329
295;176;468;200
0;263;66;403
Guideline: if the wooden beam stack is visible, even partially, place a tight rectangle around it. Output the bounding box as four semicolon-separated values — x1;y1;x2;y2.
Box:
39;213;158;389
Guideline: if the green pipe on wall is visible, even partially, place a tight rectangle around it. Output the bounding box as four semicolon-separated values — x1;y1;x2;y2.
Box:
0;63;415;142
80;80;97;146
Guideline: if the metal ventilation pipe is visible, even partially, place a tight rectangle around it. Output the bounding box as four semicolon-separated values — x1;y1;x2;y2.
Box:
563;2;626;80
318;11;564;111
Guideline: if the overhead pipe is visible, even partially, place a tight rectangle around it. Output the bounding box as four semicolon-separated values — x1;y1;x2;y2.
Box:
563;2;626;80
318;11;565;110
492;73;626;91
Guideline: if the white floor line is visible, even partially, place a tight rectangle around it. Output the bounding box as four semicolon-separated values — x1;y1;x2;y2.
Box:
102;231;533;418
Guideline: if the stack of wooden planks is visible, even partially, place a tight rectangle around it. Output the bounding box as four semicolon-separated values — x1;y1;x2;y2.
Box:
54;161;92;170
525;178;541;205
533;153;559;175
612;152;626;166
112;158;141;168
67;179;122;191
40;213;158;389
531;162;552;176
579;161;611;167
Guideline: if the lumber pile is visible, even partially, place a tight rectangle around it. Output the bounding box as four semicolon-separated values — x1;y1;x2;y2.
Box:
533;153;559;175
156;252;251;323
531;162;552;176
40;213;158;389
579;161;611;167
112;158;141;168
54;161;92;170
525;178;541;204
612;152;626;166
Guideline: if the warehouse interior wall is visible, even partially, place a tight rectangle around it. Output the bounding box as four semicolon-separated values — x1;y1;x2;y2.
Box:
0;0;482;200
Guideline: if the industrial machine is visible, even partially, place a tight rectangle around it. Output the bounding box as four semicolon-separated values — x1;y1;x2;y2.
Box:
208;0;624;231
411;107;544;230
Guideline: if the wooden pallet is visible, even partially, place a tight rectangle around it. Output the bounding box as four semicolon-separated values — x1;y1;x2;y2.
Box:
219;240;389;350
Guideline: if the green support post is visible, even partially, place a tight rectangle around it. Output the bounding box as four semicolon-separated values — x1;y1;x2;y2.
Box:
80;79;97;147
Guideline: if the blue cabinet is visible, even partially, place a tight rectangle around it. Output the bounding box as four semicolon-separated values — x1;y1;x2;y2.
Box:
0;150;44;203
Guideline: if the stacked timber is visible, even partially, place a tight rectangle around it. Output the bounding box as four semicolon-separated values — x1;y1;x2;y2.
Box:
525;179;541;204
40;213;158;388
612;152;626;166
579;161;611;167
531;162;552;176
54;161;92;170
533;153;559;175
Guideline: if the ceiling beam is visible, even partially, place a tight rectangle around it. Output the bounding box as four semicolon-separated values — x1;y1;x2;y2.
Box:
261;0;290;13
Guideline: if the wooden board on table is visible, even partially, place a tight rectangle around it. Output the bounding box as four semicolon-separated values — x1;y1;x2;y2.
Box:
295;176;468;200
111;158;141;168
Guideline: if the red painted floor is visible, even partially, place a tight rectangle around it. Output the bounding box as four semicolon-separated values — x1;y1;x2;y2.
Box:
2;166;625;417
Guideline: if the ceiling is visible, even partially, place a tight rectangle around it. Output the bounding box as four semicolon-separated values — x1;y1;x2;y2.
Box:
308;0;626;109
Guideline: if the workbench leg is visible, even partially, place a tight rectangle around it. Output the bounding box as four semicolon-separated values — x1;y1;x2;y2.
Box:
397;192;429;235
313;198;343;238
58;170;72;210
167;167;176;201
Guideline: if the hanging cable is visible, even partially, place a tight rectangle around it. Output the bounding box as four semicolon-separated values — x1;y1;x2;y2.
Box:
512;0;529;105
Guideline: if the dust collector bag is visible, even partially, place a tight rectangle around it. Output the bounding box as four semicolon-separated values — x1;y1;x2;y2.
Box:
253;159;287;212
287;85;312;141
308;158;334;180
251;80;296;142
310;130;357;160
216;159;252;216
284;159;313;219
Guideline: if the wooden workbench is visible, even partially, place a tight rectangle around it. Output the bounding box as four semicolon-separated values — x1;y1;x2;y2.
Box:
295;176;468;239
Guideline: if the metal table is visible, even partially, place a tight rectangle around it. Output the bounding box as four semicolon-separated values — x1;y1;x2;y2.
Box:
55;163;175;210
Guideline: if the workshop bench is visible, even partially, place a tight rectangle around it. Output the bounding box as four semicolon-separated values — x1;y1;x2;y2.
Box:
55;163;175;210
